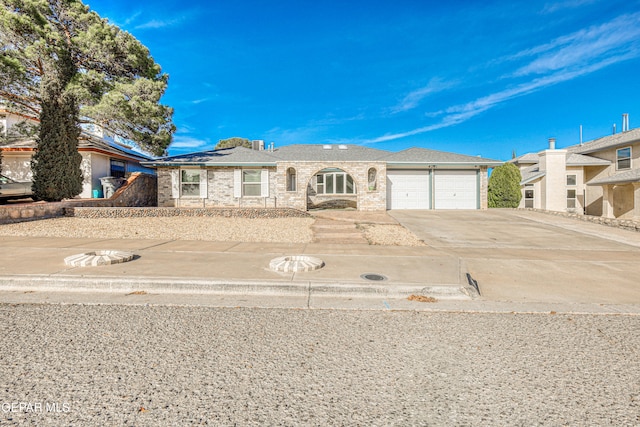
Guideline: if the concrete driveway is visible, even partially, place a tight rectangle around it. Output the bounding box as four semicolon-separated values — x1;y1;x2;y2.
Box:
390;209;640;304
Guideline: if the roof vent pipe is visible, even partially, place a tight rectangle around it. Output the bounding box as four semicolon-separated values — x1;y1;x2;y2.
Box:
548;137;556;150
613;123;616;135
622;113;629;132
579;125;583;146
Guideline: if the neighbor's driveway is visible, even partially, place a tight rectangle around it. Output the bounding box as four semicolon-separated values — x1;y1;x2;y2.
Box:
390;209;640;304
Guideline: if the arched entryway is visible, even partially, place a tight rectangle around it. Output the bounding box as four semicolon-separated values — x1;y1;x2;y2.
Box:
307;168;358;210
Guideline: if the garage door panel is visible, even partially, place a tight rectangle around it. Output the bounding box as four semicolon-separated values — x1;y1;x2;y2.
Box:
434;170;478;210
387;170;430;210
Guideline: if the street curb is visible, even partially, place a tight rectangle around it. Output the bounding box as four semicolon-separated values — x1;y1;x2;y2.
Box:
0;275;477;300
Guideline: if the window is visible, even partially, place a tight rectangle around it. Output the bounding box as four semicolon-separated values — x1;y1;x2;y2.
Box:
110;159;126;179
566;175;576;186
286;167;296;192
316;174;324;194
314;169;356;195
524;185;534;208
181;170;201;197
242;170;262;196
0;114;6;136
567;189;576;209
368;168;377;191
617;147;631;170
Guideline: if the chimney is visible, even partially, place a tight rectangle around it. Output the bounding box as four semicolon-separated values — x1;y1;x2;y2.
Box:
548;137;556;150
622;113;629;132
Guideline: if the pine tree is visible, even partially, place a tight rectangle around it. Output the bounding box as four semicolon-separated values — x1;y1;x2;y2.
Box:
32;77;83;200
0;0;175;160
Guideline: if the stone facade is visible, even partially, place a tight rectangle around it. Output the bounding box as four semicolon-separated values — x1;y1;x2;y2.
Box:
158;167;278;208
479;166;489;210
159;163;388;211
276;161;387;211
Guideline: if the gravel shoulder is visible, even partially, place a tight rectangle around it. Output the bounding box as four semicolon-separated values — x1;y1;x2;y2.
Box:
1;305;638;426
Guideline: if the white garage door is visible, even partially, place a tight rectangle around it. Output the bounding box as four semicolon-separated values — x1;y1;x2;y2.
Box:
434;170;478;209
386;170;430;209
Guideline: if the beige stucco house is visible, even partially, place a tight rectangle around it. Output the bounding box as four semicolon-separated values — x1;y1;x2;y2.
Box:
511;120;640;220
0;109;155;198
142;143;502;211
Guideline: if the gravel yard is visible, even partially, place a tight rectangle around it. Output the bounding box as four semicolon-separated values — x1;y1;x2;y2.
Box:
358;223;425;246
0;215;425;245
0;217;315;243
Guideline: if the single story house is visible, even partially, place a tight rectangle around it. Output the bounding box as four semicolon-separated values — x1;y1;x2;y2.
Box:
511;115;640;220
142;143;502;211
0;109;155;199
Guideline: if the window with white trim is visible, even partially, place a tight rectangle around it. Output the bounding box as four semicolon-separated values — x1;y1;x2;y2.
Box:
617;147;631;170
567;189;576;209
566;174;576;186
524;184;534;208
242;169;262;196
314;169;356;195
181;169;202;197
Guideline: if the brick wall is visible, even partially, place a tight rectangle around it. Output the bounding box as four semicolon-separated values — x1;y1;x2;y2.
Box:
157;167;279;208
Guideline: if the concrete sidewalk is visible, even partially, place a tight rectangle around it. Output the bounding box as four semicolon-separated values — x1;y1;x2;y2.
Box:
0;235;476;299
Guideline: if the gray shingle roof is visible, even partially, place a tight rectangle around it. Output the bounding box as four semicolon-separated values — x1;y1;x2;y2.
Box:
145;144;503;166
566;153;610;166
271;144;389;161
144;146;280;166
380;147;502;166
507;151;610;167
587;168;640;185
509;153;540;164
571;128;640;155
520;165;545;184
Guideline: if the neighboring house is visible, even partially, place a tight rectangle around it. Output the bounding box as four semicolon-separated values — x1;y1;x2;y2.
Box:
0;109;155;199
511;117;640;220
142;143;502;211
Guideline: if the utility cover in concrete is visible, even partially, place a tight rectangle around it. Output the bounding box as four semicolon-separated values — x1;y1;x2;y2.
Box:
64;250;135;267
270;255;324;272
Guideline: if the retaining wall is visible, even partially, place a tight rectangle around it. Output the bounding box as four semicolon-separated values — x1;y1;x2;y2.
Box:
0;172;157;224
519;208;640;232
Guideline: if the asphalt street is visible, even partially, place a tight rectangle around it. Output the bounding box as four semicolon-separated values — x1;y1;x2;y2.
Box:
1;304;638;426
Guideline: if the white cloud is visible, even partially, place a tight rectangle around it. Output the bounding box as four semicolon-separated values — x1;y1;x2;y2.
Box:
170;135;209;150
368;12;640;144
541;0;599;14
511;12;640;77
390;78;455;113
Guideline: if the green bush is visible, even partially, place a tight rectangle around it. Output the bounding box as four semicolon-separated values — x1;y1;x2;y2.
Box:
488;163;522;208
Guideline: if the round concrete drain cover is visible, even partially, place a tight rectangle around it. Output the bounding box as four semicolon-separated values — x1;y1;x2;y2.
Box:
269;255;324;272
361;273;387;281
64;250;135;267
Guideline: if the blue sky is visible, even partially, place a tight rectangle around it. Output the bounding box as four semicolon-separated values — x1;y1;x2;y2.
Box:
86;0;640;160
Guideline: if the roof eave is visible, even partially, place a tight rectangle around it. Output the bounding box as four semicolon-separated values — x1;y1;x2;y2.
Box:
521;172;546;185
141;162;278;168
386;161;503;168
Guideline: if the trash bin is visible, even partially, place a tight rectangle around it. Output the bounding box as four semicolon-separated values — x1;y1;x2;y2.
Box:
99;176;123;199
92;189;102;199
